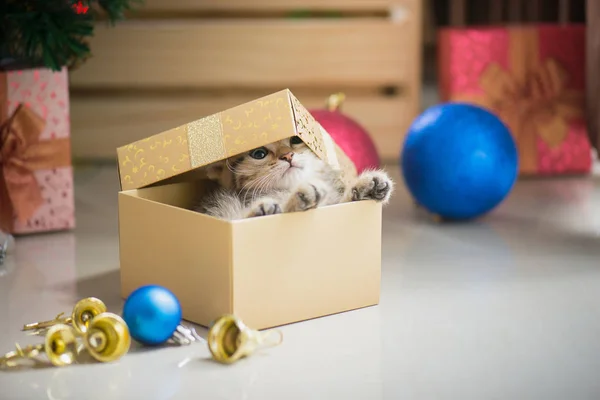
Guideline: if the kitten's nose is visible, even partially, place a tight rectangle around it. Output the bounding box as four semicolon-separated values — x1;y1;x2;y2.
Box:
279;152;294;163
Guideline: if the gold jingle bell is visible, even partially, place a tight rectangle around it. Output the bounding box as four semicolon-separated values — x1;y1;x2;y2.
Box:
83;313;131;363
22;297;107;335
0;324;79;369
207;315;283;365
44;324;79;366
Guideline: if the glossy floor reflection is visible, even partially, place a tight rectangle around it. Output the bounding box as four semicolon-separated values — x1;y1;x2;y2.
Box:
1;165;600;400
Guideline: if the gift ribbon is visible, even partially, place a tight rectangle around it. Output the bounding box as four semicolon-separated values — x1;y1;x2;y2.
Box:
0;78;71;232
452;28;584;174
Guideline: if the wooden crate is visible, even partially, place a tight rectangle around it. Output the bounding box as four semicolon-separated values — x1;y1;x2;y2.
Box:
69;0;423;162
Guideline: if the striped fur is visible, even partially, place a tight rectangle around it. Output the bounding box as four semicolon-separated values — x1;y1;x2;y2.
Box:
194;137;394;220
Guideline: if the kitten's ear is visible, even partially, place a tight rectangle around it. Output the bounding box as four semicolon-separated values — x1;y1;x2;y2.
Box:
205;160;225;181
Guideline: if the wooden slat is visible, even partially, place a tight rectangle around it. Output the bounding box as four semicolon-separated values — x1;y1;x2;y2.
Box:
508;0;523;22
449;0;466;26
138;0;414;12
558;0;570;23
526;0;540;22
422;0;436;45
489;0;504;23
70;93;413;162
69;20;413;89
408;0;422;130
587;0;600;151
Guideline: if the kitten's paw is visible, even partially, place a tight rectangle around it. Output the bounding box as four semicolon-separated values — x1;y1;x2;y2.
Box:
286;184;326;212
351;170;394;204
246;198;282;218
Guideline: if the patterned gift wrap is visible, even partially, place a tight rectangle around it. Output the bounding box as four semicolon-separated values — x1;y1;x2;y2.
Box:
438;24;591;176
0;68;75;234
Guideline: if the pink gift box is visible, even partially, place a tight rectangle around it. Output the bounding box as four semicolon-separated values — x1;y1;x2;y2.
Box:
0;67;75;234
438;24;592;176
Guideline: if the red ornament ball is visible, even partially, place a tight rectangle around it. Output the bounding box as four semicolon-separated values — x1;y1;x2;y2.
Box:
309;93;380;173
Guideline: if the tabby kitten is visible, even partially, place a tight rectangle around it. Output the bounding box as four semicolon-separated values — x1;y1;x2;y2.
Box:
194;136;394;220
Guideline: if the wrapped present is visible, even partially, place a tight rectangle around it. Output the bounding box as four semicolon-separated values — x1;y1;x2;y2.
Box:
0;67;75;234
438;24;591;175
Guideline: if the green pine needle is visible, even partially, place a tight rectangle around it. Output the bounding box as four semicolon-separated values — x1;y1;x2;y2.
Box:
0;0;142;71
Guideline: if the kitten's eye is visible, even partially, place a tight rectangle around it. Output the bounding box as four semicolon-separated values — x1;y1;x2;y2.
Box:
249;147;268;160
290;136;303;146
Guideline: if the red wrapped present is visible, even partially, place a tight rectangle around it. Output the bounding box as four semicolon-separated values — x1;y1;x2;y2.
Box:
438;24;591;176
0;67;75;234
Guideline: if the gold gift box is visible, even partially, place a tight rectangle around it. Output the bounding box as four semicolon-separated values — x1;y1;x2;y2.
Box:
117;89;382;329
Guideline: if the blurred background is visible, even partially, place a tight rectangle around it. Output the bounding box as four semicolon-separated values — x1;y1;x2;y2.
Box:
65;0;592;167
68;0;423;163
2;0;596;237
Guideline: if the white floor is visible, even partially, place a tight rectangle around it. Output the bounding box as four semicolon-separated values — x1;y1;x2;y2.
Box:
1;165;600;399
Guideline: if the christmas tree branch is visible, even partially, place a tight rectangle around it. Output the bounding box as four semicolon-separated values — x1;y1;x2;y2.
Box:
97;0;143;24
0;0;142;71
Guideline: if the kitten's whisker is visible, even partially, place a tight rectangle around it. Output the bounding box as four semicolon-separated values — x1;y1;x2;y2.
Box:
249;173;273;205
225;160;244;175
253;171;278;204
233;157;297;205
239;172;271;205
233;170;257;177
240;180;258;205
224;159;262;177
254;176;273;203
225;160;254;176
224;160;235;173
252;169;277;204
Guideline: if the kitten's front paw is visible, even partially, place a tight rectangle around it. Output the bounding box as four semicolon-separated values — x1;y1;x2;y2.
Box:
246;198;282;218
286;184;326;212
351;170;394;203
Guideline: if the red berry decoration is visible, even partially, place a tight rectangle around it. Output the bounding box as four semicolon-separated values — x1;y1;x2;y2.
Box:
309;93;380;173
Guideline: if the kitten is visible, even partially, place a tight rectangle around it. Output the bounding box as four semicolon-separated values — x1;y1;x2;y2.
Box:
194;136;394;220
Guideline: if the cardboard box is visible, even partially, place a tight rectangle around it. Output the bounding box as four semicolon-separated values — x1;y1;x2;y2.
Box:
117;89;382;329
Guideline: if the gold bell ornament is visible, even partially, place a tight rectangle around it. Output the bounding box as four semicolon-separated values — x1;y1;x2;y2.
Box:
3;298;131;370
21;297;107;335
0;324;79;369
207;315;283;364
82;312;131;363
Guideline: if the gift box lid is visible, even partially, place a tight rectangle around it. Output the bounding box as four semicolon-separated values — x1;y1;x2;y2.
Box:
116;89;357;191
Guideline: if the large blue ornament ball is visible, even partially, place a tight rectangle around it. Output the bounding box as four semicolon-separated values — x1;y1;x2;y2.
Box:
122;285;182;346
401;103;519;220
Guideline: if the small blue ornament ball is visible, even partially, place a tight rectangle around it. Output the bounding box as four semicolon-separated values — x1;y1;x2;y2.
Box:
122;285;182;346
401;103;519;220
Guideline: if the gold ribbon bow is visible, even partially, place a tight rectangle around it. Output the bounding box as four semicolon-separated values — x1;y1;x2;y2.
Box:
0;104;71;233
452;29;584;174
